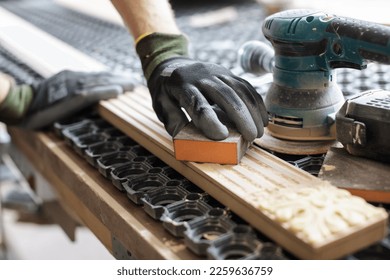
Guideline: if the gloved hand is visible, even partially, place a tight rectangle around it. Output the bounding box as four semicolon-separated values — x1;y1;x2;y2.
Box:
0;70;134;129
136;33;268;142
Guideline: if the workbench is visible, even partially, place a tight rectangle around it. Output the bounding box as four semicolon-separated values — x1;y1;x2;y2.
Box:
7;127;197;259
1;0;389;260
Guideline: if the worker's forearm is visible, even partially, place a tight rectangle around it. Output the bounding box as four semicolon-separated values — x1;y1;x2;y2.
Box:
110;0;181;39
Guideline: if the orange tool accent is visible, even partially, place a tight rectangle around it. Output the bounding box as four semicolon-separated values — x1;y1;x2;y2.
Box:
173;122;249;165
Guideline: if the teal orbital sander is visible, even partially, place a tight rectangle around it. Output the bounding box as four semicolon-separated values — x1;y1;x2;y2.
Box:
239;9;390;156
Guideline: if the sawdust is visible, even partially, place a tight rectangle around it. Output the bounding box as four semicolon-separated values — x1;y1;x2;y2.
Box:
322;164;336;171
162;237;186;252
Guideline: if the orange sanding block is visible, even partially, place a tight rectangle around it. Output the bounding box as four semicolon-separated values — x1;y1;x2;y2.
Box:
173;122;250;165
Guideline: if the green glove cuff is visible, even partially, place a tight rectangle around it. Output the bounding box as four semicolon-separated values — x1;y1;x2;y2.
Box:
0;84;34;125
136;32;189;80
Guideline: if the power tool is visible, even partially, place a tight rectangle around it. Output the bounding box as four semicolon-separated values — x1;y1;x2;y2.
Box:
239;9;390;153
336;89;390;163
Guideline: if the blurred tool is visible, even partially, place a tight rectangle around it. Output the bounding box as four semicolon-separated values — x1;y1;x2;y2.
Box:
239;9;390;154
238;40;274;75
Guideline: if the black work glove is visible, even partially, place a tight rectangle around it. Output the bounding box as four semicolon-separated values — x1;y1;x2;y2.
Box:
0;70;134;129
136;33;268;142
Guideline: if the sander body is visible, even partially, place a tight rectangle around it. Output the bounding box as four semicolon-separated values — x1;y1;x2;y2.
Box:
241;9;390;143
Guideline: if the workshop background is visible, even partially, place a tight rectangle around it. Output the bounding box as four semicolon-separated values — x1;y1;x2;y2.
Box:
1;0;390;260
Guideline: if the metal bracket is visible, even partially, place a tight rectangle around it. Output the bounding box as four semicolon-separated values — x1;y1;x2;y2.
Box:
352;121;367;146
111;235;134;260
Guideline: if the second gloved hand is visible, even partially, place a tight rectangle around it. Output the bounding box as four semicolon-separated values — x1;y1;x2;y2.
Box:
0;70;134;129
137;33;268;142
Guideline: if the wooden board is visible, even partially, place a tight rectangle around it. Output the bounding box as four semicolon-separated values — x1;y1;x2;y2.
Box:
99;88;388;259
319;146;390;203
1;5;388;259
8;128;197;260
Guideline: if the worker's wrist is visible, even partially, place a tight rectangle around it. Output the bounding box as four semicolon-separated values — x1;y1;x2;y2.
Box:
0;84;34;125
135;32;154;45
136;32;189;80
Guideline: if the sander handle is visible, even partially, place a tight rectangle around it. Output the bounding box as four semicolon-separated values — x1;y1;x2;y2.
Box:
261;9;390;72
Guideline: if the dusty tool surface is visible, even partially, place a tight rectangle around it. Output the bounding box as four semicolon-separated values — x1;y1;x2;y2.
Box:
255;129;336;155
319;146;390;203
263;0;390;24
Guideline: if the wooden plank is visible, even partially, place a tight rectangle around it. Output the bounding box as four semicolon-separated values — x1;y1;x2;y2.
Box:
319;146;390;203
99;87;388;259
8;133;113;253
8;128;197;260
